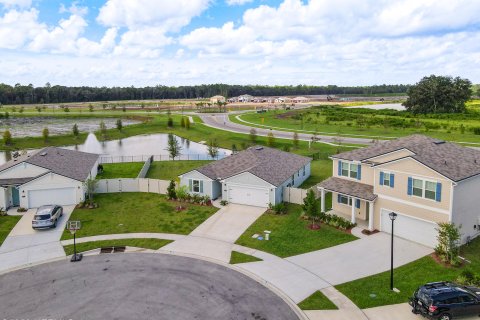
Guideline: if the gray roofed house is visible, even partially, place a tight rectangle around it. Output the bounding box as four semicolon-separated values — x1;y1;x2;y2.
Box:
0;147;99;209
179;146;312;207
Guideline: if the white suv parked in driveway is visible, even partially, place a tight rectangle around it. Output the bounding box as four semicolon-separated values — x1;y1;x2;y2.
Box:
32;205;63;229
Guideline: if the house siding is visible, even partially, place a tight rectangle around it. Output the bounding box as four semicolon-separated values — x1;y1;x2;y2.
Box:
451;175;480;244
331;192;368;220
222;172;275;204
179;170;214;199
0;163;48;179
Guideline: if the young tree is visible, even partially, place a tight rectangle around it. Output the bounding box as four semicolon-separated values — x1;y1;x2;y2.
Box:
403;75;472;114
167;118;173;127
72;123;79;138
88;104;94;112
3;130;12;145
435;222;461;265
185;117;190;129
85;178;98;206
122;105;126;112
116;119;123;131
99;121;107;139
167;180;177;200
267;130;275;147
207;139;219;159
180;117;185;128
303;189;320;229
293;132;299;149
231;144;238;154
42;127;49;142
249;128;257;143
165;133;182;160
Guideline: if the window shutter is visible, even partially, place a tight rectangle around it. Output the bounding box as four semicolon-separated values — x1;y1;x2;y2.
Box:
188;179;192;192
338;161;342;176
390;174;395;188
355;199;360;208
407;177;413;195
435;183;442;202
200;180;204;193
337;194;341;203
357;165;362;180
380;172;384;185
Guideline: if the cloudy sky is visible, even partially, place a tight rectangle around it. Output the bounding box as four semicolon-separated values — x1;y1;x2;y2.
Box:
0;0;479;87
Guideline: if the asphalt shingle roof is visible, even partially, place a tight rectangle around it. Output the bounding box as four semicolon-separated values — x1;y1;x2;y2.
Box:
194;146;312;186
0;147;99;182
319;177;377;201
332;134;480;182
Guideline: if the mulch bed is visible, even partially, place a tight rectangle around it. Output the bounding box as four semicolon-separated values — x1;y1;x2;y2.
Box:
361;229;379;236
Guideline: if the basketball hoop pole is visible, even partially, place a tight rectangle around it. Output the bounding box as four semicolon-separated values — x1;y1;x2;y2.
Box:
67;220;83;262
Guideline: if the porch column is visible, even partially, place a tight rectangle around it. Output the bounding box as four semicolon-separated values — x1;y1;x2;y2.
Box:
320;188;325;213
368;201;374;231
351;197;356;224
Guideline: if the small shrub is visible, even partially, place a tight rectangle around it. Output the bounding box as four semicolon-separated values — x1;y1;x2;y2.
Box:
220;200;228;206
271;202;287;215
167;180;177;200
176;185;189;202
17;207;27;213
167;118;174;127
473;127;480;135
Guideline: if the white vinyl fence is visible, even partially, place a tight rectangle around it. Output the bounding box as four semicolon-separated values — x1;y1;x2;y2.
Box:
95;178;172;195
99;153;227;164
282;186;319;204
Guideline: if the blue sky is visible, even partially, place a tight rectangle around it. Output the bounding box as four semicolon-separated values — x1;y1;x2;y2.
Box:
0;0;479;87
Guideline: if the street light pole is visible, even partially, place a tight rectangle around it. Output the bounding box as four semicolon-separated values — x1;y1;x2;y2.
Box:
389;212;397;291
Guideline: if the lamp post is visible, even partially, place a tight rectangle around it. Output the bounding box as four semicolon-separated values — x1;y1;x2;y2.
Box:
389;212;397;291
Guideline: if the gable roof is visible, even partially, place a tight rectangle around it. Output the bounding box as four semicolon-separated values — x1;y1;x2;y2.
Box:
332;134;480;182
0;147;99;182
192;146;311;187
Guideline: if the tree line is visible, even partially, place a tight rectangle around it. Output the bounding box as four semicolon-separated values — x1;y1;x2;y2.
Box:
0;83;410;105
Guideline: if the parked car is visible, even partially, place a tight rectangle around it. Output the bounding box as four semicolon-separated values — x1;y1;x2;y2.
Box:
32;205;63;229
409;282;480;320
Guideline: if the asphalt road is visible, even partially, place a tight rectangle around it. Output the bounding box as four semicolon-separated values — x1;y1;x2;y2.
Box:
0;253;299;320
199;113;376;146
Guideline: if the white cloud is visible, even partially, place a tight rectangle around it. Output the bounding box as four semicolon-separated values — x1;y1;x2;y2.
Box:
59;2;88;16
226;0;253;6
0;0;31;8
0;9;44;49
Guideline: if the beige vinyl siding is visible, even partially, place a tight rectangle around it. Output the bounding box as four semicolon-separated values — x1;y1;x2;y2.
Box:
367;149;415;163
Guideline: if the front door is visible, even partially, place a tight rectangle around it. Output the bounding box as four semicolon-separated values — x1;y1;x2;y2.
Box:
11;187;20;207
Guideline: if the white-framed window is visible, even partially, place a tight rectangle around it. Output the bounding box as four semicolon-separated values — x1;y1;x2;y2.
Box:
338;195;352;206
193;180;200;193
339;161;360;179
383;173;391;186
189;179;204;193
409;177;440;201
349;163;358;179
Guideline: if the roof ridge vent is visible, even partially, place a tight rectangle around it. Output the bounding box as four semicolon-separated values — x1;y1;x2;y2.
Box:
40;152;47;156
434;140;446;145
255;146;263;150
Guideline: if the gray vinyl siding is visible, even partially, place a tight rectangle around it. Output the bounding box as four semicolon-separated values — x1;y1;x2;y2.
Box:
212;181;222;200
274;163;311;205
179;170;214;199
452;175;480;244
223;172;276;204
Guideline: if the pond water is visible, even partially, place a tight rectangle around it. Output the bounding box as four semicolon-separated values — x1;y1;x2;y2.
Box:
345;103;405;111
0;117;140;137
0;133;231;165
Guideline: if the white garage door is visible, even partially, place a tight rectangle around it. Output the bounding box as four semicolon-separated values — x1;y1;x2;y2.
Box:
381;209;438;248
228;185;270;207
28;188;77;208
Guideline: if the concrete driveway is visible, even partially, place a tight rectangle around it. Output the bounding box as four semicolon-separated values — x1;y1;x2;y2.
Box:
0;253;299;320
161;204;265;262
286;232;433;285
0;205;75;273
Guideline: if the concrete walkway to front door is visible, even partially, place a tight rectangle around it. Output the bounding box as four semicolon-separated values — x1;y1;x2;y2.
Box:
161;204;265;262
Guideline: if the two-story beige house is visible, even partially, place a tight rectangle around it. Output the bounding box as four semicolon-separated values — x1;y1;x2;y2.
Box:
318;135;480;248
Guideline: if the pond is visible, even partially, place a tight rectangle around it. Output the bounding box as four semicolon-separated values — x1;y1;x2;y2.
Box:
0;133;231;165
0;116;140;137
345;103;405;111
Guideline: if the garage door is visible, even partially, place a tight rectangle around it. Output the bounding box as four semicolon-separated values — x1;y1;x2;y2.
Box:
228;185;270;207
381;209;438;248
28;188;77;208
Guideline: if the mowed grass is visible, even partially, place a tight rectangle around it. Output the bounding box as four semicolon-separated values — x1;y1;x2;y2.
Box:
63;238;172;255
236;204;356;258
0;215;21;246
336;237;480;309
146;160;212;180
96;162;144;179
298;291;338;310
229;251;262;264
300;160;332;188
61;193;218;240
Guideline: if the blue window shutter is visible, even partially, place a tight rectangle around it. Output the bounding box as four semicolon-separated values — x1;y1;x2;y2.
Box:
188;179;192;192
436;183;442;202
200;180;204;193
337;194;341;203
390;174;395;188
338;161;342;176
355;199;360;208
380;172;384;186
407;177;413;195
357;165;362;180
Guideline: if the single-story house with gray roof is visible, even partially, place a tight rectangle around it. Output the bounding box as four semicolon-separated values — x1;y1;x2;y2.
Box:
179;146;311;207
0;147;99;209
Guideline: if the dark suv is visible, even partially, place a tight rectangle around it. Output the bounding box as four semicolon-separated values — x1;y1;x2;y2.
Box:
410;282;480;320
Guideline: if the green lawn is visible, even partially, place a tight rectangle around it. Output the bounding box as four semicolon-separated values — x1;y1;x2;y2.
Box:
146;160;212;180
236;204;357;258
97;162;144;179
63;238;172;255
229;251;262;264
0;215;21;246
336;237;480;309
300;160;332;188
298;291;338;310
61;193;218;240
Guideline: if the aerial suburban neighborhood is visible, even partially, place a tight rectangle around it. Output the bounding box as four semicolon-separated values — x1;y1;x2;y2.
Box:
0;1;479;320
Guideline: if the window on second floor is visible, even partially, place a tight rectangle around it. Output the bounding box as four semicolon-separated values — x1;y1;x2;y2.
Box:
339;161;360;180
408;177;441;202
380;172;394;187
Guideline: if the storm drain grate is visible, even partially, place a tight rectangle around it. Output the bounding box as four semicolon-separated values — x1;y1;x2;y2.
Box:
100;246;126;254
